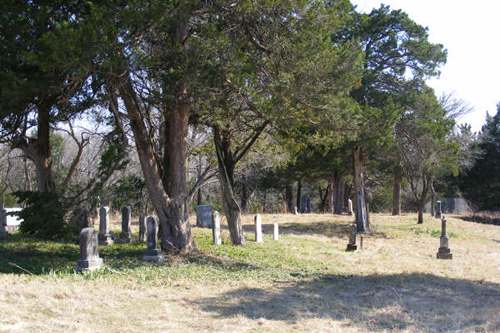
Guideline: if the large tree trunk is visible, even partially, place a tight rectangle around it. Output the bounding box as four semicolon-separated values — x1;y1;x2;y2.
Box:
325;178;334;214
353;145;369;232
240;179;250;213
285;182;294;214
296;180;302;212
417;201;425;224
163;83;193;252
392;164;402;215
333;173;345;214
430;182;436;217
119;78;193;253
213;126;245;245
34;105;55;193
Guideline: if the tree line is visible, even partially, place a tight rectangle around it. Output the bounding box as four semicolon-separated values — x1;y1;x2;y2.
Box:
0;1;495;252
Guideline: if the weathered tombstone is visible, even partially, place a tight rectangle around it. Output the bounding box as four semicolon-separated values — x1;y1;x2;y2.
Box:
346;223;357;251
98;206;113;246
212;211;222;246
196;205;213;228
347;199;353;216
120;206;132;242
76;227;103;272
0;208;7;240
254;214;263;243
294;206;299;215
435;200;442;219
138;213;147;243
436;216;452;259
143;216;165;263
273;223;279;241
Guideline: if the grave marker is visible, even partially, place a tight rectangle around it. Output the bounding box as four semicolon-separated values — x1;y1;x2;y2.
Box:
76;227;103;272
255;214;263;243
143;216;165;263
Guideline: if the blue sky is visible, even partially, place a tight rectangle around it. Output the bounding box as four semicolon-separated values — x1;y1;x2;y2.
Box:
351;0;500;131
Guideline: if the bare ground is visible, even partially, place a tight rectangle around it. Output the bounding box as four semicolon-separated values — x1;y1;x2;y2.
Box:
0;213;499;333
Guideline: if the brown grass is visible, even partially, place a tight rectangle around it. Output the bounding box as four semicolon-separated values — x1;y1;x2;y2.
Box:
0;213;499;333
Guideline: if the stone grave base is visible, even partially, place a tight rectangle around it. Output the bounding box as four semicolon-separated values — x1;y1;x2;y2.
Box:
76;257;104;272
346;244;357;252
98;234;114;246
437;247;453;259
143;249;165;263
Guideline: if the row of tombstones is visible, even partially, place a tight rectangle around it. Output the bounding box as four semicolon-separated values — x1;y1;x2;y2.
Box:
77;211;164;272
77;208;280;272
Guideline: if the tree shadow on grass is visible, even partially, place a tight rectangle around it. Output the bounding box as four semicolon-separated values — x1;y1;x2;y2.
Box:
0;234;147;274
0;234;262;275
191;273;500;333
242;221;387;239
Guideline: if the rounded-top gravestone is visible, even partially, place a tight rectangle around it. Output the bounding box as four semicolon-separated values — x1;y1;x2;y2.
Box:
196;205;213;228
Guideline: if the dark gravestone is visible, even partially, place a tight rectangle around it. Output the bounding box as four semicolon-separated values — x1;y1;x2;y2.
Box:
143;216;165;263
437;216;453;259
76;227;103;272
98;206;113;246
196;205;213;228
138;214;147;243
0;208;7;240
120;206;132;242
346;223;357;251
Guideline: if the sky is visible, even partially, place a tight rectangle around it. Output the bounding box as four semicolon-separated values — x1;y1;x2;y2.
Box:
351;0;500;131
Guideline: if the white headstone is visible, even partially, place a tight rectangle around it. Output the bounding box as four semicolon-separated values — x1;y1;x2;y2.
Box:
212;211;222;246
348;199;353;215
255;214;263;243
273;222;279;241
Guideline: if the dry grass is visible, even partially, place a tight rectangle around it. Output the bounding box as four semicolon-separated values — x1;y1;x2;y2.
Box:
0;213;499;333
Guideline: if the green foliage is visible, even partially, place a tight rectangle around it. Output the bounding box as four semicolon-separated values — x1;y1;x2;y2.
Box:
459;105;500;210
14;191;67;240
111;175;145;210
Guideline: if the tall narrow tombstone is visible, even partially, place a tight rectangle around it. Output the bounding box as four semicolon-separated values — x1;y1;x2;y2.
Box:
346;223;357;251
76;227;103;272
255;214;263;243
138;213;147;243
435;201;442;219
196;205;213;228
294;206;299;215
0;208;7;240
436;216;452;259
273;223;279;241
98;206;113;245
212;211;222;246
120;206;132;242
143;216;165;263
347;199;353;216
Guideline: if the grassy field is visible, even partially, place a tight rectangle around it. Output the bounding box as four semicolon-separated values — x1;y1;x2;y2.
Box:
0;213;499;333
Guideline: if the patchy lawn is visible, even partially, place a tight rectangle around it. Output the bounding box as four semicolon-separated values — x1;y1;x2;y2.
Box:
0;213;499;333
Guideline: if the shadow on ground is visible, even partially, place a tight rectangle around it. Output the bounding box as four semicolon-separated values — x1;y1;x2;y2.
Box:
457;214;500;226
191;273;500;332
242;221;387;239
0;234;263;275
0;234;146;274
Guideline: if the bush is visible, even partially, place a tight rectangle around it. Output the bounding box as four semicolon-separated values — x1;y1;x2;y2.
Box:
14;191;67;240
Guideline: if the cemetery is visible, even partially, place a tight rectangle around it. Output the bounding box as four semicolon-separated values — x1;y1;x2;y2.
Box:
0;1;499;332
